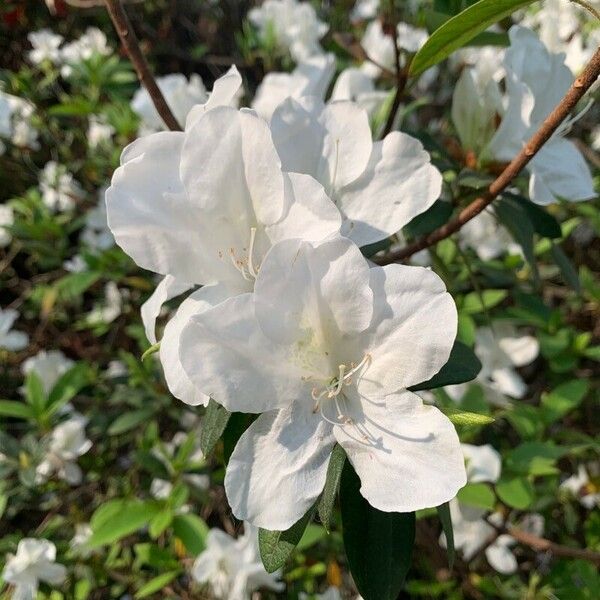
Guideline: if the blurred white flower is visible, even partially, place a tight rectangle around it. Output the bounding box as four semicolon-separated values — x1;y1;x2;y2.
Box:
0;90;39;150
396;22;428;54
252;54;335;121
360;20;395;78
70;524;93;558
39;161;84;212
60;27;111;76
150;478;173;500
248;0;328;62
331;67;389;119
22;349;74;396
105;360;127;379
300;587;342;600
27;29;64;65
3;538;67;600
131;74;209;134
462;443;501;484
560;465;600;509
87;115;114;149
81;193;114;250
85;282;123;326
63;254;87;273
458;210;520;261
191;523;284;600
0;308;29;351
36;415;92;485
350;0;379;22
0;204;14;247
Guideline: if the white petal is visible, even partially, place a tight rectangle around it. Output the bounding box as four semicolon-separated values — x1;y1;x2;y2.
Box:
498;334;539;367
160;285;230;406
490;367;527;399
179;293;306;413
140;275;193;344
485;536;518;574
337;132;442;247
335;391;466;512
461;443;502;484
1;330;29;351
356;264;457;397
254;238;373;345
225;403;335;529
528;138;596;205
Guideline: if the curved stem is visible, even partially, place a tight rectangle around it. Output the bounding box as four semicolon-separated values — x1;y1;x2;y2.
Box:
103;0;182;131
376;46;600;265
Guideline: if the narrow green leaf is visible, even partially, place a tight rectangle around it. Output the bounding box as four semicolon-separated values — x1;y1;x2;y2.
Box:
259;507;315;573
172;514;209;556
135;571;180;599
503;192;562;238
437;503;455;569
410;0;538;76
108;408;156;435
318;444;346;531
409;341;481;391
46;363;90;417
149;508;173;539
223;413;255;463
340;462;415;600
445;409;495;426
24;371;47;416
496;198;537;272
200;399;231;456
0;400;34;420
551;243;581;293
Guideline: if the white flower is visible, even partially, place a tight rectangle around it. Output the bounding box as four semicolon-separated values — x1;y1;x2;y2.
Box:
36;415;92;485
150;478;173;500
81;191;114;250
87;115;114;149
0;90;39;150
22;349;74;396
560;465;600;509
70;524;93;558
270;96;442;246
396;22;428;54
330;68;389;119
3;538;66;600
63;254;87;273
300;587;342;600
448;324;538;404
350;0;379;22
252;53;335;121
107;67;341;407
248;0;328;63
85;282;122;325
458;209;519;261
360;20;395;78
0;308;29;351
60;27;111;76
131;73;209;134
0;204;14;247
180;237;465;528
27;29;64;64
39;161;83;212
461;443;501;484
486;26;595;205
191;523;284;600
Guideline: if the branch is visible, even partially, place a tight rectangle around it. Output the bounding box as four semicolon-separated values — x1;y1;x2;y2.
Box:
103;0;182;131
376;46;600;265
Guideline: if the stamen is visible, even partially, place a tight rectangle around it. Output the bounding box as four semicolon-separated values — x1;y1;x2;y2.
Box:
247;227;259;278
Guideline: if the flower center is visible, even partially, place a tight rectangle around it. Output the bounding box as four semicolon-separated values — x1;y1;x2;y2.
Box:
310;354;371;426
224;227;260;281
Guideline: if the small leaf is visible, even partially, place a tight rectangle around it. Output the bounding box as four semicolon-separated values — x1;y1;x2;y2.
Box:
456;483;495;511
135;571;180;599
410;0;537;76
437;503;455;569
0;401;34;420
551;243;581;293
504;192;562;238
200;399;231;456
259;507;315;573
340;462;415;600
541;380;589;424
496;477;534;510
445;409;495;426
149;508;174;539
409;341;481;391
461;289;508;314
318;444;346;531
108;408;156;435
495;198;537;272
172;514;209;556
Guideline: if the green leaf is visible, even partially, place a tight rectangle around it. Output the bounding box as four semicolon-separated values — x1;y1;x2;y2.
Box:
409;341;481;391
89;499;161;547
551;243;581;293
259;507;315;573
461;289;508;314
135;571;180;599
410;0;538;76
200;399;231;456
456;483;495;511
504;192;562;238
437;503;455;569
404;200;453;238
172;514;209;556
45;363;90;417
445;409;494;426
24;371;47;416
496;477;534;509
505;442;566;476
541;380;589;424
340;462;415;600
318;444;346;531
495;198;537;271
107;408;156;435
149;508;173;539
223;413;255;463
0;400;34;420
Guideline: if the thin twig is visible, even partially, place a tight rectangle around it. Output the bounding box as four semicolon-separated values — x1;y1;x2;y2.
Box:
332;33;396;80
103;0;182;131
571;0;600;21
376;46;600;264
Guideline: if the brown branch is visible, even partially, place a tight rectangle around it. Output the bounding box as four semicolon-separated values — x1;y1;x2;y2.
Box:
376;45;600;265
103;0;182;131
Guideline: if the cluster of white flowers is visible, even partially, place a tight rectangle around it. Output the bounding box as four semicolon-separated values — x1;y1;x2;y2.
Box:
453;26;595;206
0;89;39;153
27;27;111;75
22;349;74;396
443;444;545;574
39;161;84;212
0;307;29;352
248;0;328;62
191;523;284;600
106;64;468;531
